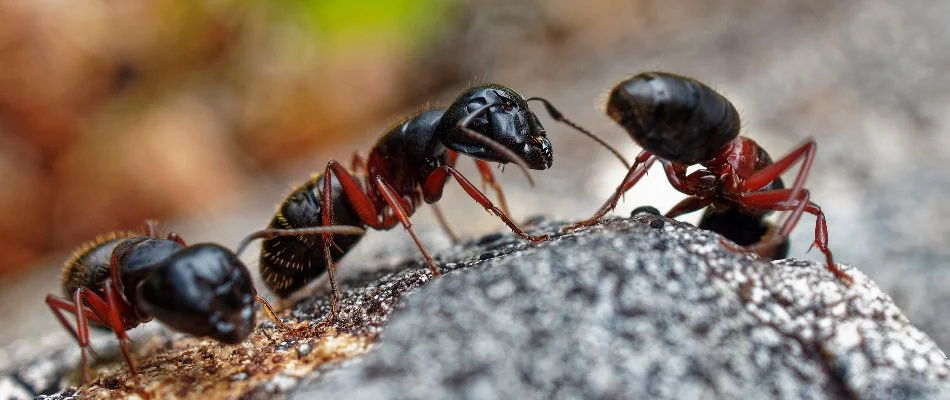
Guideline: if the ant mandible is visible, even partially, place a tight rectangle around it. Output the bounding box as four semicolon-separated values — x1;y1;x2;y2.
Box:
260;84;628;316
562;71;851;284
45;221;364;384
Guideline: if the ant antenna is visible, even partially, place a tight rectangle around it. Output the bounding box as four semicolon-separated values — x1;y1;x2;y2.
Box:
527;97;631;169
235;226;366;258
458;102;537;187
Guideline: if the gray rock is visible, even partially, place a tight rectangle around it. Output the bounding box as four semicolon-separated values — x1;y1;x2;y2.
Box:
291;215;950;400
18;215;950;399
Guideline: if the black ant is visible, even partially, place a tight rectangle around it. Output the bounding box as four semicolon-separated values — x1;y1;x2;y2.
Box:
562;71;851;284
259;84;628;316
45;221;364;384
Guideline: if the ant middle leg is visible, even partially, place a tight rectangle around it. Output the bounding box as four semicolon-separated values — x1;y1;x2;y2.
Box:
319;160;386;316
665;196;713;219
102;281;137;376
373;176;440;275
422;165;549;243
318;160;443;316
429;203;460;244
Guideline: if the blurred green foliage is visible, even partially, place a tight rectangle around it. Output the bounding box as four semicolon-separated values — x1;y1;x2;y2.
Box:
282;0;456;51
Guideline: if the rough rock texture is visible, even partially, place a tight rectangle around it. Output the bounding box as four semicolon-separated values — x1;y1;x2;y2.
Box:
290;216;950;400
14;215;950;399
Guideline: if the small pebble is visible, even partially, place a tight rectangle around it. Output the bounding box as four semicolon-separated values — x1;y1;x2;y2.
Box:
297;342;313;358
631;205;661;217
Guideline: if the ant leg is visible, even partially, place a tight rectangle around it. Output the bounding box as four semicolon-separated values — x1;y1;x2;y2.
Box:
422;166;549;243
255;296;288;329
742;137;816;205
374;176;440;276
736;188;851;284
102;281;137;376
526;96;631;169
458;102;536;186
665;196;713;219
561;151;656;232
741;138;817;241
429;203;460;244
144;220;159;237
235;226;366;258
350;152;368;177
415;150;463;243
53;289;100;383
473;159;511;216
46;295;106;384
72;289;93;383
166;232;186;247
320;161;387;317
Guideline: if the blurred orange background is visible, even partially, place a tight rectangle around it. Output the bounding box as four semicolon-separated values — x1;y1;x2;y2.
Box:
0;0;466;274
4;0;950;353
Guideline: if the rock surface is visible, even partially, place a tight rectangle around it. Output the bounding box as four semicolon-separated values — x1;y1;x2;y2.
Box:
14;214;950;399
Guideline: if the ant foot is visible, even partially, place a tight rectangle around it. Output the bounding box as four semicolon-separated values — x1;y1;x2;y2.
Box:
827;265;854;286
522;233;551;244
719;236;786;260
559;221;594;234
718;238;755;255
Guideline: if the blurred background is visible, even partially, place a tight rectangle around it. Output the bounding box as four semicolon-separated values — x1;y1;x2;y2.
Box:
2;0;950;365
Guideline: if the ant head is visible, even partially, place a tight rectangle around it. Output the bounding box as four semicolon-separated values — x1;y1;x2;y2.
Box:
606;72;740;164
439;84;553;170
136;243;256;344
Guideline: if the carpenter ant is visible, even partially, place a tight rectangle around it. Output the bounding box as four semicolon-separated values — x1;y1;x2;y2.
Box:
562;71;850;284
45;221;364;384
259;84;628;316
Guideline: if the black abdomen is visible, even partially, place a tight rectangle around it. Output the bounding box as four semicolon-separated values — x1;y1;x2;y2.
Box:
607;72;740;164
260;174;365;297
61;232;138;299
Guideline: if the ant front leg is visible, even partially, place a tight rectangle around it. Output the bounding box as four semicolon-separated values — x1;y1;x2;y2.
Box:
561;150;655;233
473;159;511;216
426;150;462;243
422;165;549;243
741;137;817;230
736;188;851;284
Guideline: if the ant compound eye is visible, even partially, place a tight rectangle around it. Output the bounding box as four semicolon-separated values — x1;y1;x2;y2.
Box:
501;99;515;111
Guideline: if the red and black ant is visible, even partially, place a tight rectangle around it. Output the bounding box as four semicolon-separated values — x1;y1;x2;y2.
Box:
45;221;364;384
562;71;851;284
259;84;628;316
